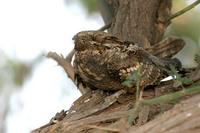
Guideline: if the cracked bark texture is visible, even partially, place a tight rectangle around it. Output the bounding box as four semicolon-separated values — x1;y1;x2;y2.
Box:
99;0;172;48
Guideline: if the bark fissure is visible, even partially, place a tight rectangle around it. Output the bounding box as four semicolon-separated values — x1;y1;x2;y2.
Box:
110;0;171;48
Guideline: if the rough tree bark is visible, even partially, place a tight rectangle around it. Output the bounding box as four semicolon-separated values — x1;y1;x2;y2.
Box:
32;0;200;133
99;0;171;48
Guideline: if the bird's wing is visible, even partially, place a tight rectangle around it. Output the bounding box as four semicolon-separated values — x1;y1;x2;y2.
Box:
146;37;185;58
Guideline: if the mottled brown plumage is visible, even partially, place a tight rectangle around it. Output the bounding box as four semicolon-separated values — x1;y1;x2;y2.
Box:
73;31;184;92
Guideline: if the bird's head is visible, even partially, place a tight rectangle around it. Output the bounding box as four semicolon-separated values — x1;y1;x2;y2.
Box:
73;31;95;51
73;31;120;51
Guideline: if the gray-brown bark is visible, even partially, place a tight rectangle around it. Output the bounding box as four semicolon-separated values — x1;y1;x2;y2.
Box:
32;91;200;133
109;0;172;48
129;94;200;133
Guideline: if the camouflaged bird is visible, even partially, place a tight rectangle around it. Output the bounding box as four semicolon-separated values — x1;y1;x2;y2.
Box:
73;31;185;92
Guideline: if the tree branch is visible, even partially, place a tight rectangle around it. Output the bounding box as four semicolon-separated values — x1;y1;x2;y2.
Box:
47;52;75;81
97;21;112;31
169;0;200;20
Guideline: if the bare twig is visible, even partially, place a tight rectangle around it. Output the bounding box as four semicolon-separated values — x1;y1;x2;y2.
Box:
47;50;91;94
142;85;200;105
47;51;89;93
129;94;200;133
47;52;75;81
169;0;200;20
98;21;112;31
128;84;200;125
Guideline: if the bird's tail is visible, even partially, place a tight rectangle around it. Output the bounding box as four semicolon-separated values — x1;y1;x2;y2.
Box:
162;58;182;71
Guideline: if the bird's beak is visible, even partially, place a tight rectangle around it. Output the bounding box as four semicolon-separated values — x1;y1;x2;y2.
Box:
72;35;77;40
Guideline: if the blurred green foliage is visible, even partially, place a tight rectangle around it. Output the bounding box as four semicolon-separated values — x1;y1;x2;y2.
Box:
122;68;141;88
0;53;42;92
0;55;31;91
195;53;200;64
7;59;31;86
167;65;193;88
79;0;98;14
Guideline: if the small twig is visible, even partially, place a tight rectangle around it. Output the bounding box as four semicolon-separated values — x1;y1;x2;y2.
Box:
86;125;120;132
142;85;200;105
98;21;112;31
47;52;75;81
47;51;89;94
136;67;142;101
169;0;200;20
128;84;200;125
190;54;200;81
128;101;141;125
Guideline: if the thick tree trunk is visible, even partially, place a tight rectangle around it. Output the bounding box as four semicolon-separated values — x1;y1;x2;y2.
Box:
99;0;172;48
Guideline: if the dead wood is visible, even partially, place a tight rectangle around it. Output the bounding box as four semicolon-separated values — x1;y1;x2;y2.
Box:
32;61;200;133
129;94;200;133
32;87;200;133
47;51;87;94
